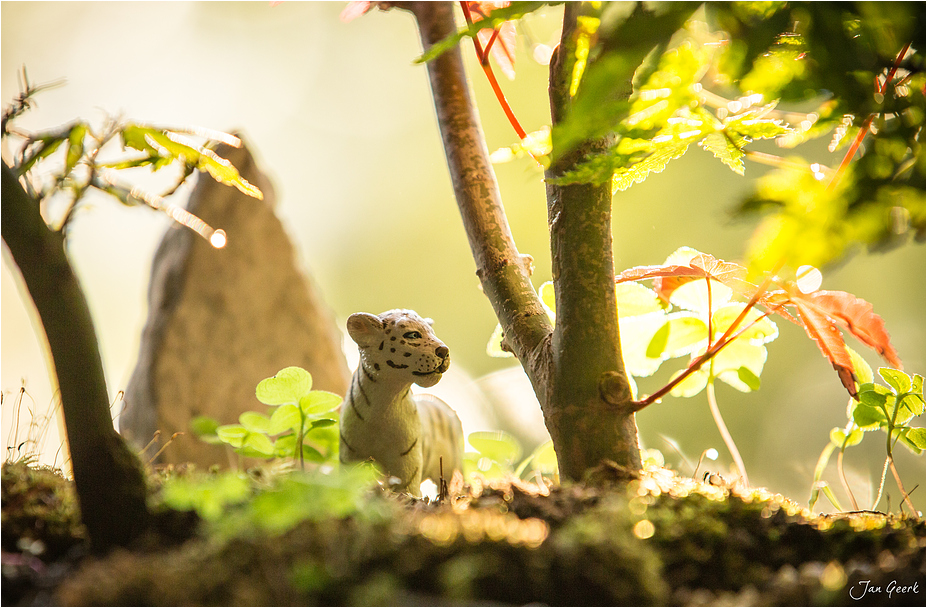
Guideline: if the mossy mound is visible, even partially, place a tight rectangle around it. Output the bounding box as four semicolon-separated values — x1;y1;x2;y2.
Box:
2;461;924;605
37;466;923;606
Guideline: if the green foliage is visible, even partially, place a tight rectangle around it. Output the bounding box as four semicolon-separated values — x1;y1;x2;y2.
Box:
159;464;381;537
193;367;342;468
4;75;262;240
853;368;925;453
489;246;779;400
809;353;925;512
463;431;558;482
483;3;925;271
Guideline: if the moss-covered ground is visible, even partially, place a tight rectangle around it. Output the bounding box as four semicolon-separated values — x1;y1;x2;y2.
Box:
2;460;923;606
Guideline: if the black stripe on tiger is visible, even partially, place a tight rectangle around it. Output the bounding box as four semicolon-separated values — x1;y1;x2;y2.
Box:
340;431;357;454
401;437;418;456
386;360;409;369
348;375;365;421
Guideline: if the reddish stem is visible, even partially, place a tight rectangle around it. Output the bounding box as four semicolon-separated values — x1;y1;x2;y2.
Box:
827;42;911;191
459;1;528;140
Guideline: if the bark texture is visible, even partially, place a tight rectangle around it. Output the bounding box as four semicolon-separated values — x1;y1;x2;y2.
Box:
2;162;150;552
409;2;641;481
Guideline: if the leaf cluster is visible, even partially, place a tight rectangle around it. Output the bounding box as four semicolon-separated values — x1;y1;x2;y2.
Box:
3;78;262;240
809;360;924;513
159;464;381;538
466;2;924;271
193;367;342;468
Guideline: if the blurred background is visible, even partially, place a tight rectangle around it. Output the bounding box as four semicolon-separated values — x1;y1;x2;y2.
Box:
2;2;924;511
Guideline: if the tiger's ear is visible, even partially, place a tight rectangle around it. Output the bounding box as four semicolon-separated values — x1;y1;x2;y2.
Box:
347;312;383;348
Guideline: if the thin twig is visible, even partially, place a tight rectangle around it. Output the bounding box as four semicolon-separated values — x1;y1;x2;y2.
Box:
827;42;911;191
459;1;529;141
836;446;860;511
705;361;749;486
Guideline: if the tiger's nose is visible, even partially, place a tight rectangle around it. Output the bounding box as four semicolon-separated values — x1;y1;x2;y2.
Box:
436;345;449;359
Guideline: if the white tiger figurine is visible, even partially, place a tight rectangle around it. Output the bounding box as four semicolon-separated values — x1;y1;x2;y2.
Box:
339;309;463;496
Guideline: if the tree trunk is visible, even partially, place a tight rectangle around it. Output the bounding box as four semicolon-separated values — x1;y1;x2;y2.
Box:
2;163;150;552
408;2;641;481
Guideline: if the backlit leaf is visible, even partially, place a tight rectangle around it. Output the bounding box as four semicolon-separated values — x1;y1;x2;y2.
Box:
65;123;87;175
615;281;666;317
700;131;745;175
900;427;926;453
711;304;779;344
268;403;301;435
669;366;709;398
879;368;911;395
646;312;707;359
670;279;733;313
300;391;343;416
829;427;864;448
469;430;522;465
239;411;271;434
256;367;313;405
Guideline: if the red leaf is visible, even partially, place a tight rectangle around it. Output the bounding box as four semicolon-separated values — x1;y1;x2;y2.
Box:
616;253;756;302
341;1;371;22
799;290;903;369
790;295;858;397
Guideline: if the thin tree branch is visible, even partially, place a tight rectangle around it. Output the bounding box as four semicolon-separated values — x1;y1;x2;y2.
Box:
407;2;552;387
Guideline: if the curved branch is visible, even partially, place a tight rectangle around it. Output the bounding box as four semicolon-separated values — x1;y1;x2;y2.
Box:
2;162;149;552
408;2;552;387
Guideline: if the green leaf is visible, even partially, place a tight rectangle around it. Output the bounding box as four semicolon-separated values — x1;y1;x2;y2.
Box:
846;346;874;386
710;304;779;344
900;427;926;453
239;411;271;434
161;471;251;521
274;436;325;463
669;278;733;313
724;102;791;140
464;452;506;479
530;441;558;475
195;144;263;200
700;132;745;175
539;281;556;316
468;430;522;466
852;399;889;430
899;393;925;417
615;282;666;317
858;384;893;408
190;415;220;437
17;135;67;175
65;123;87;175
879;368;911;395
241;432;275;457
216;424;249;448
646;313;708;359
714;342;768;392
299;391;343;416
256;367;313;405
735;366;761;391
620;312;673;377
913;374;924;397
486;323;514;358
309;418;337;430
268;403;302;435
414;1;550;65
669;367;709;398
830;427;864;448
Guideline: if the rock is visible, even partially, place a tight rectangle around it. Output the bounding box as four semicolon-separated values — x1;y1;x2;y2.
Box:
120;136;350;466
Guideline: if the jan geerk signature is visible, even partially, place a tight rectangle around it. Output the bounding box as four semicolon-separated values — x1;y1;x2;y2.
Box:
849;579;920;601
